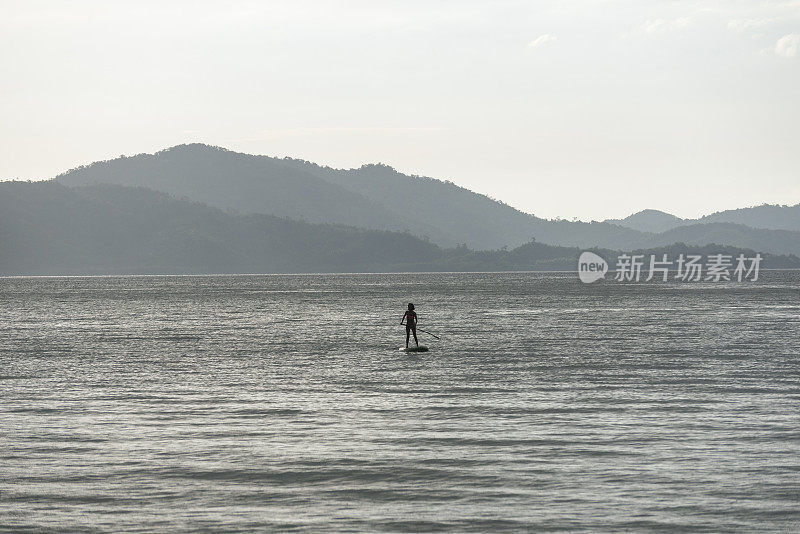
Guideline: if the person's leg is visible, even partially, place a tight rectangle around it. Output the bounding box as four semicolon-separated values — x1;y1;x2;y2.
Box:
406;327;410;348
412;327;418;346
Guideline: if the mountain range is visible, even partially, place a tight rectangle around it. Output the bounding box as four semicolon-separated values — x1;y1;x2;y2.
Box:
1;143;798;274
55;144;800;256
2;180;796;275
607;205;800;234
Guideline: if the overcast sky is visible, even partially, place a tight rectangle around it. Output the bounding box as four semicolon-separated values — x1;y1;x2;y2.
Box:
1;0;798;220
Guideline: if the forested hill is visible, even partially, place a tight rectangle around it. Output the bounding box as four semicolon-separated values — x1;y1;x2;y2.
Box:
604;210;686;233
55;144;414;236
55;144;540;249
53;144;800;255
1;181;798;275
698;203;800;231
606;205;800;234
0;181;438;275
275;157;557;249
53;144;649;250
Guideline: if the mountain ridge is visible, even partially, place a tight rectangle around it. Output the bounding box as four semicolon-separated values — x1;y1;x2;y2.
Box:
605;209;686;233
3;180;797;275
50;143;800;255
605;204;800;233
56;143;539;249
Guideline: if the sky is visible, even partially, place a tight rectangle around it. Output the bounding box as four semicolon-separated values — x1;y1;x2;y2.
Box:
1;0;799;221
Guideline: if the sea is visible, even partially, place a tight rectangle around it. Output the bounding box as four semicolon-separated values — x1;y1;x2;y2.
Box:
1;272;799;532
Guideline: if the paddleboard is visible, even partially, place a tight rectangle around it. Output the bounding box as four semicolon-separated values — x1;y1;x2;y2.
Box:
399;346;429;352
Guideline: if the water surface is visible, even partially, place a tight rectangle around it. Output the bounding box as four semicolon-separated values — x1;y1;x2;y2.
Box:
1;273;799;531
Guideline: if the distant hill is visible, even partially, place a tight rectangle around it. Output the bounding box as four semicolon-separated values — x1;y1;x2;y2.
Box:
601;208;800;255
279;158;565;249
698;203;800;231
50;144;658;250
5;181;795;275
0;181;600;275
635;222;800;256
605;209;686;233
53;144;800;255
0;181;437;275
55;144;411;233
56;144;542;249
607;204;800;234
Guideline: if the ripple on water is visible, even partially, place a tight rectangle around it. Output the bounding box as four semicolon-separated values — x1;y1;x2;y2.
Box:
1;272;799;532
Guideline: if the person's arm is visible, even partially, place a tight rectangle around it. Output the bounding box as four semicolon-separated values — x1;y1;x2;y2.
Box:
400;312;406;325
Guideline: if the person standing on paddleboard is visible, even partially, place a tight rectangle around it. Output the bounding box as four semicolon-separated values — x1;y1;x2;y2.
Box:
401;303;419;348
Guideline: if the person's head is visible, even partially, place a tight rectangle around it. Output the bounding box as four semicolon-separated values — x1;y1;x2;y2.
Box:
408;302;415;311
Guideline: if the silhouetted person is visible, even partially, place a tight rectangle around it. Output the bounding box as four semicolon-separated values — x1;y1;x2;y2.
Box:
401;302;418;348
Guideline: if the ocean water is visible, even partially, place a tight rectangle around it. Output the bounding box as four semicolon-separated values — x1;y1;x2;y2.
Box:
1;272;799;532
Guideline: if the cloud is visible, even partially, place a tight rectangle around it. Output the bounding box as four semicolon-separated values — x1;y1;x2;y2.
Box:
527;34;557;49
727;18;773;33
775;34;800;58
621;17;692;39
640;17;691;35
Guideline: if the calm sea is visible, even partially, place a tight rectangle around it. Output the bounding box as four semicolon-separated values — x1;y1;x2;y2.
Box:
1;272;799;532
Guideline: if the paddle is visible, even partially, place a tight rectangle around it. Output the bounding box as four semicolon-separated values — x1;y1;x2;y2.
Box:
416;327;440;339
399;320;441;339
417;328;442;339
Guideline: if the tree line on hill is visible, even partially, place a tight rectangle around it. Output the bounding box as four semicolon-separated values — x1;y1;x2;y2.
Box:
54;144;800;255
1;180;797;276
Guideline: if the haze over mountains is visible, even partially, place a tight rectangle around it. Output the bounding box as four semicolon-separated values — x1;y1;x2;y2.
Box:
2;180;797;275
54;144;800;257
1;142;799;274
607;206;800;234
0;181;438;274
56;144;524;249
